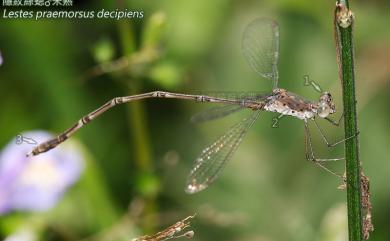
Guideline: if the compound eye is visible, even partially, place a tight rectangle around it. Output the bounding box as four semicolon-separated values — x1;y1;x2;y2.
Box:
318;105;331;118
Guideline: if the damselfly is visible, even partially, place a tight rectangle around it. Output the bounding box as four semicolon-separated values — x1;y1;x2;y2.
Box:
28;18;355;194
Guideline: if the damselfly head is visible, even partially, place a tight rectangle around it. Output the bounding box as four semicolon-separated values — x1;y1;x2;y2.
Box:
317;92;336;118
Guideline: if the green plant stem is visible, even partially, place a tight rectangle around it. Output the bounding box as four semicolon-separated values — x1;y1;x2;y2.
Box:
116;1;157;233
335;1;363;240
117;19;154;175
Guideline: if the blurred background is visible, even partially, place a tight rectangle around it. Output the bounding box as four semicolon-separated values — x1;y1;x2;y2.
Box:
0;0;389;241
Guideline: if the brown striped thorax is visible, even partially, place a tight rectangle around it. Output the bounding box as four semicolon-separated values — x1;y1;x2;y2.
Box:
263;88;336;120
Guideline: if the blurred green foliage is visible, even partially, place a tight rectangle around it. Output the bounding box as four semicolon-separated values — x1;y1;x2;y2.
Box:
1;0;390;241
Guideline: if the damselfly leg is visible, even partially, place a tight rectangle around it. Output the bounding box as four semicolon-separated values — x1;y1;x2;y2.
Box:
304;121;344;177
304;119;359;177
325;112;344;126
313;118;359;148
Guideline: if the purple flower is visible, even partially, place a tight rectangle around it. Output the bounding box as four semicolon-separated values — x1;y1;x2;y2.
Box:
0;131;84;214
0;51;3;66
4;228;36;241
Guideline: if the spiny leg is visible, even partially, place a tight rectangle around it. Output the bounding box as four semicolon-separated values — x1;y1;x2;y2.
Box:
312;118;359;147
304;121;343;177
325;112;344;126
304;121;344;162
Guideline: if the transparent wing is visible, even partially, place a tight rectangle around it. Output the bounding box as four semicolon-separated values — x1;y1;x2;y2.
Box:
242;18;280;89
185;110;261;193
191;104;244;123
191;93;269;123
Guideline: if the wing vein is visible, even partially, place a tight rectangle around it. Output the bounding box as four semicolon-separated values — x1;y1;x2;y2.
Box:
242;18;280;89
185;110;261;193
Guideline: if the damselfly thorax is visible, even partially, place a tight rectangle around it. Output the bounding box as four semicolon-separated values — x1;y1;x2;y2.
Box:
262;88;335;120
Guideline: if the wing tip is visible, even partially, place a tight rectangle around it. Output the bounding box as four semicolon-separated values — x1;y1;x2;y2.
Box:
185;182;207;194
